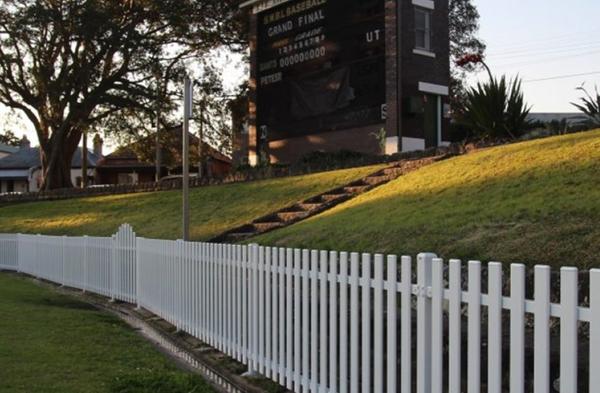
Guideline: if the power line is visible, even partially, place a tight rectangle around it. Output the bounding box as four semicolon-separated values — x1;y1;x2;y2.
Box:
487;41;600;59
523;71;600;83
493;49;600;69
490;28;600;51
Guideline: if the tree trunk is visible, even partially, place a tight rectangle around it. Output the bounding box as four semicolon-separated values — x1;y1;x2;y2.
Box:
40;136;78;190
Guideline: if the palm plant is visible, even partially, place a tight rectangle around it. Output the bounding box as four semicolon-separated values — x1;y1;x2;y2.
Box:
456;55;531;140
460;75;532;140
572;85;600;128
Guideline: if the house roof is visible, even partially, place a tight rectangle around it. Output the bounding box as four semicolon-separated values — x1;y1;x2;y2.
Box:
0;147;100;170
98;126;231;169
0;143;18;154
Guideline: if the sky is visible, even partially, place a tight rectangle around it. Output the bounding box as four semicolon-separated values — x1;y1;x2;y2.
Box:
472;0;600;112
3;0;600;147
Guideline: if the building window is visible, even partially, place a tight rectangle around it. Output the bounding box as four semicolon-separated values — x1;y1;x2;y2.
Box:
415;8;431;51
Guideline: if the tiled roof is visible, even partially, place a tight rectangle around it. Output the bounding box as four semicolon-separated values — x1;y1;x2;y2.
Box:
98;126;231;168
0;143;18;154
0;147;100;170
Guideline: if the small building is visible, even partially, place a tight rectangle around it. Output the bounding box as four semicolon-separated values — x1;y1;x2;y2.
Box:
239;0;450;164
95;126;232;185
0;137;99;193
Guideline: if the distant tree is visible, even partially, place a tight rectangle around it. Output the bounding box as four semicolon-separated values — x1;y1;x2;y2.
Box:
449;0;487;113
0;0;245;189
0;130;19;146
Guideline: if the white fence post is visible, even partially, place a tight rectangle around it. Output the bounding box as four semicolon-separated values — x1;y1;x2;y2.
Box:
83;235;88;293
244;243;259;377
16;234;22;273
110;234;116;302
417;252;435;393
61;236;66;286
136;237;142;310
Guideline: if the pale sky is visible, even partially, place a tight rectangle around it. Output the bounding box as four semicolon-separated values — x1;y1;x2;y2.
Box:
472;0;600;112
3;0;600;147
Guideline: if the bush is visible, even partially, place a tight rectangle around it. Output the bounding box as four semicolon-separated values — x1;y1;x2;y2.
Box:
459;75;532;140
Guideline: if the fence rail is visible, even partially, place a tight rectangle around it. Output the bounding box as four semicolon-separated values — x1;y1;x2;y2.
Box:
0;224;598;393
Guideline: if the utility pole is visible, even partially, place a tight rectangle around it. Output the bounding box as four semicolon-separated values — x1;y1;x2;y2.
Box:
198;103;204;178
155;71;162;183
82;129;88;188
182;75;193;241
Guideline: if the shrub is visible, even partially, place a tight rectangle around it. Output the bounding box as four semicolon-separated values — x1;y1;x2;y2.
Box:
459;75;532;140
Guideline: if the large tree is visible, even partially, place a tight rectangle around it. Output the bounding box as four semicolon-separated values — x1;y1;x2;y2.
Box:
449;0;486;112
0;0;244;189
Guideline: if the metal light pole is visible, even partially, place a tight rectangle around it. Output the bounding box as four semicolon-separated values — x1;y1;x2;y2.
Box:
81;129;88;188
182;75;193;241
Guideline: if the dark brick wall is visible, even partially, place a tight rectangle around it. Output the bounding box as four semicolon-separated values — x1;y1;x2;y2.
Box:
384;0;400;143
400;0;451;141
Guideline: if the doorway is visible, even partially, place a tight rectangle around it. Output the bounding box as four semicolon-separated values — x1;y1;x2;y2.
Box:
423;94;441;149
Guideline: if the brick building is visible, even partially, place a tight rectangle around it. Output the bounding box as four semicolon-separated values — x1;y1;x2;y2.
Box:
239;0;450;164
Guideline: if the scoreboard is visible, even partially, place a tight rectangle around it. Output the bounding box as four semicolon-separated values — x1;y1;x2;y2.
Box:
256;0;386;141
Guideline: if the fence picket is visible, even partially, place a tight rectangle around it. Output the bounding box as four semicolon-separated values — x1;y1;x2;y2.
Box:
270;247;278;379
449;260;462;393
339;252;349;393
560;267;578;393
534;265;551;393
373;254;384;393
417;253;434;393
400;256;412;393
320;250;328;393
310;250;318;392
386;255;397;393
431;258;444;393
293;248;302;392
362;253;372;393
285;248;293;389
349;252;360;393
510;264;526;393
329;251;338;393
468;261;481;393
488;262;503;393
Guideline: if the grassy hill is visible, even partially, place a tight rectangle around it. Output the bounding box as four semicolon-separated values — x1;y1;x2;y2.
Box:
254;130;600;269
0;274;214;393
0;165;383;241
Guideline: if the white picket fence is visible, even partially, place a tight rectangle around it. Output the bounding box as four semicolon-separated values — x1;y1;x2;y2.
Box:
0;224;598;393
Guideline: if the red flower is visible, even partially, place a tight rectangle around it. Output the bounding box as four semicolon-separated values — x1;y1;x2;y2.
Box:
456;54;483;67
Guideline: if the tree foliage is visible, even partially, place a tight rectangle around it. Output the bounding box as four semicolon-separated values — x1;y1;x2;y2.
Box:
449;0;486;111
460;75;531;140
0;0;244;189
0;130;19;146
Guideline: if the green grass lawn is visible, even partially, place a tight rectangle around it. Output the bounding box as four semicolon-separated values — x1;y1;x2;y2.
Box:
253;130;600;269
0;273;213;393
0;165;382;240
